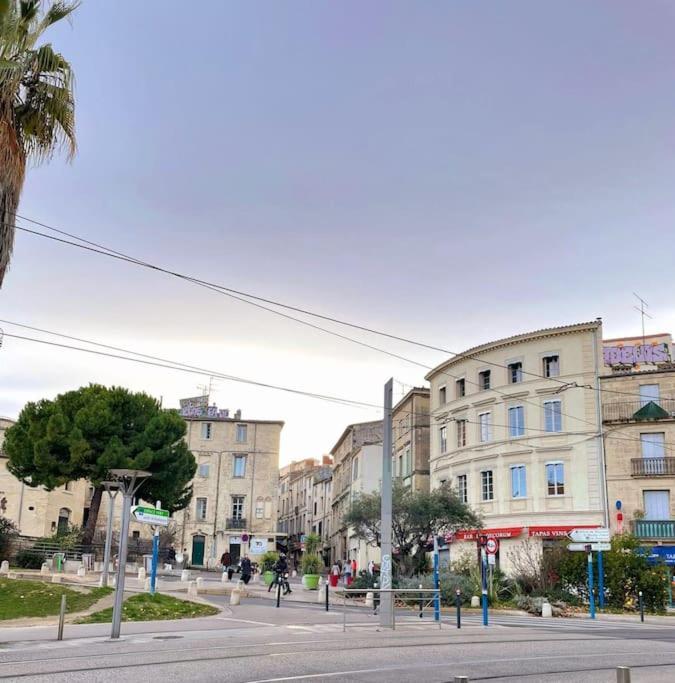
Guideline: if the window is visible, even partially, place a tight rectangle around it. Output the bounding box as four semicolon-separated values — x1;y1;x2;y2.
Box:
510;465;527;498
132;530;140;539
404;446;411;475
398;454;403;477
543;355;560;378
440;426;448;453
201;422;212;439
456;378;466;397
265;497;272;519
233;455;246;477
231;496;245;519
236;424;248;443
508;406;525;437
196;497;208;520
439;386;447;405
641;433;666;474
457;474;468;504
481;470;494;501
255;497;264;519
640;384;660;407
457;419;467;447
64;481;72;492
644;490;670;520
57;508;70;534
546;463;564;496
508;362;523;384
479;412;492;442
198;463;210;477
352;457;359;481
479;370;491;391
543;400;562;432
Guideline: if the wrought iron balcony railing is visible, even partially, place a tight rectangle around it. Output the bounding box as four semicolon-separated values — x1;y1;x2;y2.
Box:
226;517;246;529
603;399;675;423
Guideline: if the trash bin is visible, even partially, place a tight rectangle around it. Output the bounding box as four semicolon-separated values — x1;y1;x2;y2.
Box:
53;553;65;572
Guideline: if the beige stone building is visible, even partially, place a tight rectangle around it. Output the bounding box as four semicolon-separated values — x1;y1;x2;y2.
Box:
392;387;430;492
171;402;283;567
0;417;89;537
426;321;607;572
330;420;383;570
601;333;675;546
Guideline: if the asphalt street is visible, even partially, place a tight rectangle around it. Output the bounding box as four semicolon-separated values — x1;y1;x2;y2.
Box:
2;598;675;682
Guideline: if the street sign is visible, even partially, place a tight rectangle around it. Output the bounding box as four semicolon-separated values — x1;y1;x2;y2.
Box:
567;542;611;552
131;506;169;526
250;538;268;554
569;528;610;543
485;538;499;555
487;553;496;565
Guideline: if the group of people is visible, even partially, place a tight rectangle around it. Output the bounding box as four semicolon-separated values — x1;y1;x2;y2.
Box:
220;551;254;584
329;558;377;587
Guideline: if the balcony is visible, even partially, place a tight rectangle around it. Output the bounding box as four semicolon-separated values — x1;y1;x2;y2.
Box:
603;399;675;423
631;458;675;477
226;517;247;530
632;519;675;540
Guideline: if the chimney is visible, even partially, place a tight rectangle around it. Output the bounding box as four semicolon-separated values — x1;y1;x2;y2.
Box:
234;409;241;420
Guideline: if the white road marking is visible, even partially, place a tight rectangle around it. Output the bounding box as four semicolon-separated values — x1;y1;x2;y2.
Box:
216;617;277;627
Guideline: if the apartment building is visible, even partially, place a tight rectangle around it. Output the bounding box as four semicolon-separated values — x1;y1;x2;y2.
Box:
426;321;606;572
601;333;675;551
311;464;333;565
392;387;430;492
171;398;283;567
330;420;383;570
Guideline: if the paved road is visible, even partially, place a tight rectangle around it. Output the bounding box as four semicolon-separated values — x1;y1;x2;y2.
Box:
2;599;675;682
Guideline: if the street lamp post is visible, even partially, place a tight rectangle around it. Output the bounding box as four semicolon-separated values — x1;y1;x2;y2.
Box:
108;469;151;640
100;481;121;588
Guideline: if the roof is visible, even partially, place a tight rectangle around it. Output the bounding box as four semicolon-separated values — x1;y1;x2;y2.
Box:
183;416;284;427
425;320;602;381
330;420;382;456
392;386;430;413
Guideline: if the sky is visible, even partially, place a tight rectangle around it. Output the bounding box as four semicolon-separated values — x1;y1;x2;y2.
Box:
2;0;675;464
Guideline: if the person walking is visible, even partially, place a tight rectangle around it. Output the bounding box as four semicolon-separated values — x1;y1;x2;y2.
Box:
240;555;252;585
343;558;353;586
367;559;375;575
330;562;340;588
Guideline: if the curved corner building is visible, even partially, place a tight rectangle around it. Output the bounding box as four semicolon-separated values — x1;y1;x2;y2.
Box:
425;321;607;573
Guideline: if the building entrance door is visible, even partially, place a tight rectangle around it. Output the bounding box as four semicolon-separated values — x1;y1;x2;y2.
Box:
191;535;205;566
230;541;241;563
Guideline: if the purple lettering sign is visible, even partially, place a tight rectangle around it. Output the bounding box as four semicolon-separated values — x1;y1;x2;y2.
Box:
603;343;670;366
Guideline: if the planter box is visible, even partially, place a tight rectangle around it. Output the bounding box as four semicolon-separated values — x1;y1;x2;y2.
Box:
304;574;320;590
263;571;275;587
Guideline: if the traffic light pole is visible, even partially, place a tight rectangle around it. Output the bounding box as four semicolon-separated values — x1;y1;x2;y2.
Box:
433;536;440;622
379;379;394;629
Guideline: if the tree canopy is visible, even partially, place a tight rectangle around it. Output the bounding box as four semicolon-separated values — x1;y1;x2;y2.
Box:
343;481;481;576
4;384;196;543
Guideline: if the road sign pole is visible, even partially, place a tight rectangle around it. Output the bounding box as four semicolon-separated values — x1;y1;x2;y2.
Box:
481;549;488;626
111;489;132;638
150;501;161;595
379;379;394;629
433;536;440;622
597;550;604;609
587;551;596;620
101;487;118;588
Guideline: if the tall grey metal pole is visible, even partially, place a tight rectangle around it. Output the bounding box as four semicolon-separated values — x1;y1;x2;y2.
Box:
101;491;117;587
379;378;394;629
111;491;132;639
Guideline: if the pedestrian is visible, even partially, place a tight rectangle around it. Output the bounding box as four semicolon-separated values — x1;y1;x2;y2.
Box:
367;560;374;575
351;558;357;577
167;545;176;566
330;562;340;587
240;555;252;585
181;548;189;569
343;558;352;586
221;551;231;568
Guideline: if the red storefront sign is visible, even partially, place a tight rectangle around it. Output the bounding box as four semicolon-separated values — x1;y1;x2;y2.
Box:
453;527;524;541
527;525;599;538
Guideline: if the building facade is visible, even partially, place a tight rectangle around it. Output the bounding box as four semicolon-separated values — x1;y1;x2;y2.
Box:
426;321;607;572
330;420;383;570
0;417;89;538
171;403;283;567
311;464;333;566
392;387;430;492
601;333;675;546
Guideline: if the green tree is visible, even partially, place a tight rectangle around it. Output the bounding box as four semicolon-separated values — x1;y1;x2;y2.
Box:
4;384;197;544
0;515;18;560
343;481;481;576
0;0;78;287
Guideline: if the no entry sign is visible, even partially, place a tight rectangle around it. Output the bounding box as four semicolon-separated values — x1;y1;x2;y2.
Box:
485;538;499;555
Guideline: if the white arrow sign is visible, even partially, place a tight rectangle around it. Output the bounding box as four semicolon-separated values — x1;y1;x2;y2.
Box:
567;542;611;552
569;528;610;543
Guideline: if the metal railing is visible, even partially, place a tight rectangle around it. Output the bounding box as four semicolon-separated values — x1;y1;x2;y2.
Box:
631;457;675;476
632;519;675;539
226;518;247;529
338;588;442;632
603;399;675;422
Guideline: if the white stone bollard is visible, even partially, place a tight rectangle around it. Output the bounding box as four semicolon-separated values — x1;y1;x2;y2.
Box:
196;577;204;590
365;591;374;608
230;582;242;606
291;570;297;578
221;571;229;583
51;574;62;584
7;571;17;579
77;565;86;578
181;569;190;582
541;600;552;618
111;574;117;588
187;580;198;597
317;579;326;603
0;560;9;574
40;562;50;576
471;595;480;608
138;567;146;581
144;577;151;591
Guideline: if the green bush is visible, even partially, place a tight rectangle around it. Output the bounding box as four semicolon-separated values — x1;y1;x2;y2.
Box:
301;554;322;575
260;551;279;572
15;549;46;569
0;517;18;561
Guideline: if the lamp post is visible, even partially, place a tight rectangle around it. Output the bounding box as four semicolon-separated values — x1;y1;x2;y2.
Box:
100;481;121;588
108;469;151;640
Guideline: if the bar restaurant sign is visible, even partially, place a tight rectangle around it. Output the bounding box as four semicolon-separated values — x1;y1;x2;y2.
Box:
603;343;670;367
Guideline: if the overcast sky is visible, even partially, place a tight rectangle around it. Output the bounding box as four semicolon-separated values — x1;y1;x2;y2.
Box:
2;0;675;464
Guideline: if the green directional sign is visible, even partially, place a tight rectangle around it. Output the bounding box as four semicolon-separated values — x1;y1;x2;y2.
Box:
131;505;169;526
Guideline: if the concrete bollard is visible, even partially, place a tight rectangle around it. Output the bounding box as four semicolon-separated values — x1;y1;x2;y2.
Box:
291;570;297;578
51;574;62;584
77;565;86;578
138;567;146;581
144;577;151;591
196;577;204;590
187;580;198;597
541;600;552;618
230;582;242;606
221;571;229;583
365;591;374;608
181;569;190;582
40;562;51;576
7;571;17;579
111;574;117;588
0;560;9;574
470;595;480;608
616;666;631;683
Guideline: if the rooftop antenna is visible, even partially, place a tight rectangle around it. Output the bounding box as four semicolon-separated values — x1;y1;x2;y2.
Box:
633;292;652;346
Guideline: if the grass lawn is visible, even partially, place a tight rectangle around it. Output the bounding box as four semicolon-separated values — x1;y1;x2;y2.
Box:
0;579;113;621
76;593;219;623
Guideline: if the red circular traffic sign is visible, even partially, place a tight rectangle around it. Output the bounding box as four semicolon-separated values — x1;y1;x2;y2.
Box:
485;538;499;555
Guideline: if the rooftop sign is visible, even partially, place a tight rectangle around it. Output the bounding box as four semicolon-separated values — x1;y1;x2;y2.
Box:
179;396;230;419
603;343;670;367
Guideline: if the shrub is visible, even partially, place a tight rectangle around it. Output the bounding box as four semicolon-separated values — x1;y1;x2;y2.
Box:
15;549;46;569
301;554;322;575
0;516;18;561
304;534;321;556
260;551;279;572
